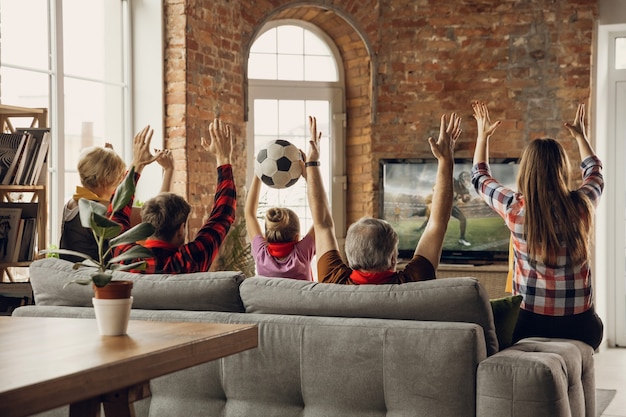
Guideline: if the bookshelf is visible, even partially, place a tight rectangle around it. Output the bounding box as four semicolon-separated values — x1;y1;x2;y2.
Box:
0;105;48;285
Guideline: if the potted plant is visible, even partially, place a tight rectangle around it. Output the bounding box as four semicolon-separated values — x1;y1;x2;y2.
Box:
42;167;154;335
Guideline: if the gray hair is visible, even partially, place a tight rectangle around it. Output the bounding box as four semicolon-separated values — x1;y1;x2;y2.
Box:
344;217;399;272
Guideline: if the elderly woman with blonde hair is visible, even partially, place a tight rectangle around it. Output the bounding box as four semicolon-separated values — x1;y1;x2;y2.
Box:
59;125;173;262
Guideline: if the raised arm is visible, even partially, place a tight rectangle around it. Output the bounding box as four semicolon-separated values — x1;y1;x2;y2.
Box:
563;103;595;161
304;116;338;258
245;175;263;240
415;113;461;270
108;125;161;230
472;101;501;166
157;149;174;193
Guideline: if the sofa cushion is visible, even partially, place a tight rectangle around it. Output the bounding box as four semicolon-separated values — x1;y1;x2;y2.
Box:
490;294;523;349
240;276;499;355
28;258;245;312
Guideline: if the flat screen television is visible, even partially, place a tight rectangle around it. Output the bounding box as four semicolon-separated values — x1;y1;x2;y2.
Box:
379;158;519;265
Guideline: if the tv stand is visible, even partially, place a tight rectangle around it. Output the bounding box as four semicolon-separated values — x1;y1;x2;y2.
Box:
395;260;510;299
437;263;509;299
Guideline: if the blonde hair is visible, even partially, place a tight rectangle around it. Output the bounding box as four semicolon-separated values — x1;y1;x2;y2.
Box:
517;138;593;265
264;208;300;243
78;147;126;191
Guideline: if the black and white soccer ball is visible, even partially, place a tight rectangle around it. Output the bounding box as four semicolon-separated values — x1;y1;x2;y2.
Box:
254;139;303;189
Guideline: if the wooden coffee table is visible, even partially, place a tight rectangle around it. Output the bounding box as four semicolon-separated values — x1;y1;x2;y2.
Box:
0;316;258;417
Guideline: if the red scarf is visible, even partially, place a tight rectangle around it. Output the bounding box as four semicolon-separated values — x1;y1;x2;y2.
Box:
267;241;296;258
350;269;395;285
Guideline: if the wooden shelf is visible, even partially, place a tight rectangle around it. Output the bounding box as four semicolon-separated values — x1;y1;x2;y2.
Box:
0;105;48;283
0;104;47;134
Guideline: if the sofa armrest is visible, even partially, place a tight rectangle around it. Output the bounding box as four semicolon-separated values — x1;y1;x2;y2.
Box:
476;338;593;417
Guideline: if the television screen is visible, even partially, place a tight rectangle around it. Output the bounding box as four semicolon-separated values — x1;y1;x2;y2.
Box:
379;158;519;265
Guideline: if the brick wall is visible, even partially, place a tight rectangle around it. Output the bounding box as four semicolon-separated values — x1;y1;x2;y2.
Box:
164;0;598;235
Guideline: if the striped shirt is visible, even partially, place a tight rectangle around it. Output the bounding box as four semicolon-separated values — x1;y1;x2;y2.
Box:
471;156;603;316
110;165;236;274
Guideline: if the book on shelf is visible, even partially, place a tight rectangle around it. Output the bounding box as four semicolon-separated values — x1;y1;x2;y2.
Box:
11;219;25;263
0;132;28;185
0;202;38;262
29;131;50;185
15;128;50;185
18;218;36;262
11;133;34;185
0;207;22;263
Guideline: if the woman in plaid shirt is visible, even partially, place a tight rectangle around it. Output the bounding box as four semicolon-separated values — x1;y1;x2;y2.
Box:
471;101;604;350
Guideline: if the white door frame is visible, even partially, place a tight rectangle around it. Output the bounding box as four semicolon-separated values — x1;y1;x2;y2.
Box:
247;82;347;241
595;25;626;347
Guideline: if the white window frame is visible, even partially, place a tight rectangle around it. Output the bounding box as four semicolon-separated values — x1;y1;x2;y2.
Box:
0;0;165;247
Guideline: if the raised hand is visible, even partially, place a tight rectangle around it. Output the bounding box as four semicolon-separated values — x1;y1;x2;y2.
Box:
563;102;594;161
202;118;233;167
472;101;501;141
156;149;174;171
132;125;160;173
307;116;322;163
428;113;462;162
563;103;587;142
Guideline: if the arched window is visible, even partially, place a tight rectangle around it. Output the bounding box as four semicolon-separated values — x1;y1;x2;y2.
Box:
247;21;346;245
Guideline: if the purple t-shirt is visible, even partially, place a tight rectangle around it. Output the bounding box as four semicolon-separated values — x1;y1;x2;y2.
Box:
251;233;315;281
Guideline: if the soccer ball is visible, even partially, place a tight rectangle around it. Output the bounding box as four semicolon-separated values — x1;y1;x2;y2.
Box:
254;139;303;189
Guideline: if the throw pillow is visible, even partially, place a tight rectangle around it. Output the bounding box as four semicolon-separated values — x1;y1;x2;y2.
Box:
490;295;523;349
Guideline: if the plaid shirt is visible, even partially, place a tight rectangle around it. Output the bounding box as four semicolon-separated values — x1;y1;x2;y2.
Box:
471;156;603;316
110;165;236;274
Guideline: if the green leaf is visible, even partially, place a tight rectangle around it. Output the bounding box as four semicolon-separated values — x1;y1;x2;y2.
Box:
78;198;107;228
111;166;136;213
110;261;147;271
90;212;123;240
108;245;153;264
63;279;93;288
39;248;96;263
109;222;155;247
91;272;113;287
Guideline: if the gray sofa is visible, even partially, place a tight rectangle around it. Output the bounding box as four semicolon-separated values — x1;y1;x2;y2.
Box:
13;258;595;417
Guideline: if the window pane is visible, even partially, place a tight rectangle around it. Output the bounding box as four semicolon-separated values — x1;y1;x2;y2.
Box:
277;26;303;54
0;67;49;109
250;30;276;54
305;56;338;81
248;53;277;80
63;0;124;82
278;101;305;136
249;25;338;82
617;37;626;70
0;0;49;70
304;30;332;56
63;77;124;201
277;55;304;81
254;100;278;135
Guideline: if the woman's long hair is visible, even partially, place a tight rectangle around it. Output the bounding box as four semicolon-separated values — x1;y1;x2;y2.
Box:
517;138;593;265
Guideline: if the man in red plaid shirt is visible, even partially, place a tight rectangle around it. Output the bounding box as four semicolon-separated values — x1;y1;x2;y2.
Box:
110;118;236;274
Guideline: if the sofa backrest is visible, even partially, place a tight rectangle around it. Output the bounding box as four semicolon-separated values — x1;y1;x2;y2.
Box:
240;276;499;355
28;258;246;312
13;305;487;417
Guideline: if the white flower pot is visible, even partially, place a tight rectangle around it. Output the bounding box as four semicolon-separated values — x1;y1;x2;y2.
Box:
92;296;133;336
